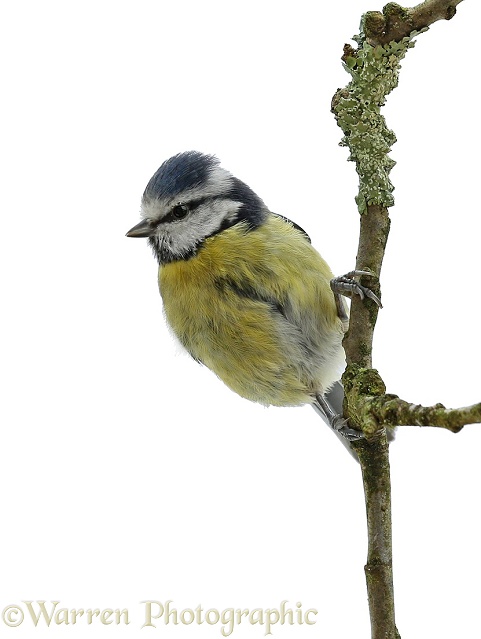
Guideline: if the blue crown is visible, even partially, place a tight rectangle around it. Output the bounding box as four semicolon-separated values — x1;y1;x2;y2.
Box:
143;151;219;200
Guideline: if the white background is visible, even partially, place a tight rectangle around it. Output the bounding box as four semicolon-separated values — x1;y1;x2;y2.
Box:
1;1;480;637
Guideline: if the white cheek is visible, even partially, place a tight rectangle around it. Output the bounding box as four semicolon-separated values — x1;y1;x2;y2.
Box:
167;200;242;256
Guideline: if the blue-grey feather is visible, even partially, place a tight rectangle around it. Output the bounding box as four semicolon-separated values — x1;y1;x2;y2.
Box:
226;177;267;228
143;151;219;200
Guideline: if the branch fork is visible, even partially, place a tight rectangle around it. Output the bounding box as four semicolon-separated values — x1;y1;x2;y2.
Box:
343;364;481;439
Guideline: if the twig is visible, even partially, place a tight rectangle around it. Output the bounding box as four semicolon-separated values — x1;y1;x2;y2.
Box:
363;0;464;46
331;2;466;637
375;399;481;431
344;365;481;435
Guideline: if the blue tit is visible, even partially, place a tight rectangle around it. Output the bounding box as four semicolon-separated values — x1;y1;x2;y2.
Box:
126;151;380;443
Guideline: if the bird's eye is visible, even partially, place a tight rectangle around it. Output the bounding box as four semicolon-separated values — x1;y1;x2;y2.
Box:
171;203;190;219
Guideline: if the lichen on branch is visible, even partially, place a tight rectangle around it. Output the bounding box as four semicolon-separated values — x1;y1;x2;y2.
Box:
332;27;426;214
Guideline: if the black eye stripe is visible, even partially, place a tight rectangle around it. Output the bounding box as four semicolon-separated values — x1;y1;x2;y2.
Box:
161;197;209;224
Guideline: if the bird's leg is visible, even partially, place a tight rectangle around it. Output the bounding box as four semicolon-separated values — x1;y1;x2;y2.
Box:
334;293;349;331
313;391;363;442
313;270;382;446
330;270;382;309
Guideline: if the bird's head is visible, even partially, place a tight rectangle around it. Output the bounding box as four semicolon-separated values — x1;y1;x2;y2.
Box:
126;151;268;264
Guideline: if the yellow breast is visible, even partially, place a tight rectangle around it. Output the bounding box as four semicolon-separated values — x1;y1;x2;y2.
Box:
158;214;344;406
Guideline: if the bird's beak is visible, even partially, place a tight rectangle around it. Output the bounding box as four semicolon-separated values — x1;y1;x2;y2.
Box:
125;219;154;238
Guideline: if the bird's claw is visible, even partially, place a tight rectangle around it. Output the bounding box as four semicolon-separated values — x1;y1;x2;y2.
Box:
332;416;365;442
330;270;382;308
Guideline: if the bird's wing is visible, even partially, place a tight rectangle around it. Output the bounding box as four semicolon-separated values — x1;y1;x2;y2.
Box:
271;212;311;243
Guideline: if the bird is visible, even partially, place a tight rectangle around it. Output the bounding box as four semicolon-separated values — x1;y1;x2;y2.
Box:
126;151;381;449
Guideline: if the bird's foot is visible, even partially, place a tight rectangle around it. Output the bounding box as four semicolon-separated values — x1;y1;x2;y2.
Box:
331;416;364;442
314;393;364;442
330;270;382;308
